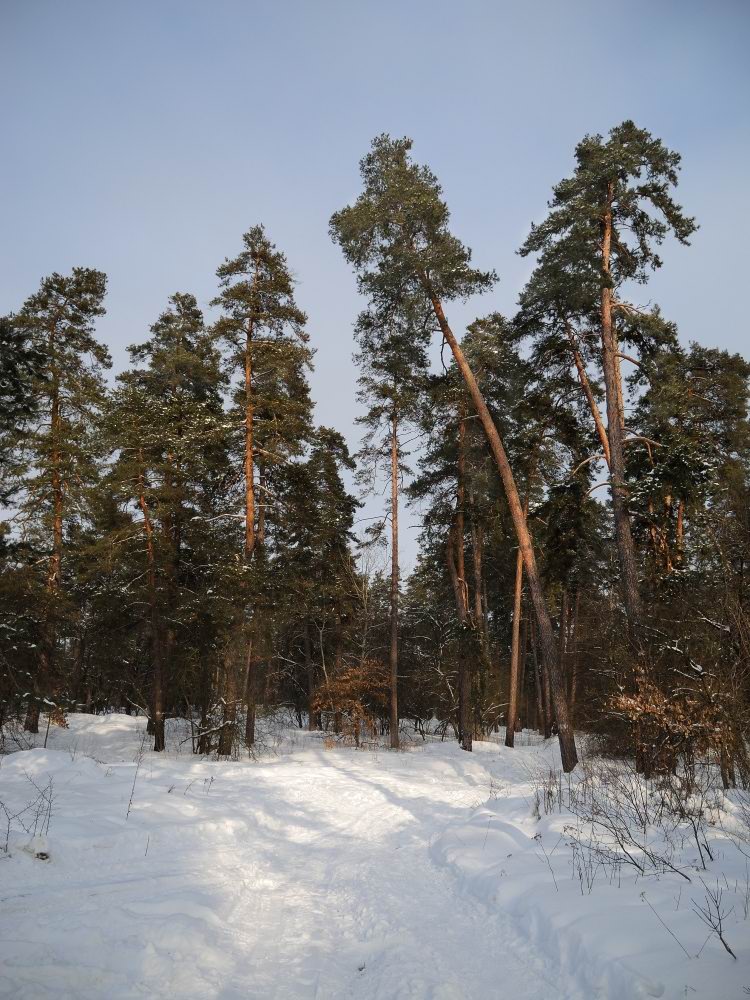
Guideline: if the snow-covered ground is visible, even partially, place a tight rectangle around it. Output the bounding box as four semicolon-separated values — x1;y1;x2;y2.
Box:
0;714;748;999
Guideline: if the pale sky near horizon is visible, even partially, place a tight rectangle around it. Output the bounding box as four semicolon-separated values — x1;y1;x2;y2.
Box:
2;1;749;568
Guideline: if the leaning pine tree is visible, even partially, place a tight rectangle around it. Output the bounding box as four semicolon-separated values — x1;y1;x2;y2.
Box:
331;135;578;771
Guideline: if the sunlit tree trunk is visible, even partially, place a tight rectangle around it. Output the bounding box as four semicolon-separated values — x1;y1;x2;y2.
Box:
565;321;611;467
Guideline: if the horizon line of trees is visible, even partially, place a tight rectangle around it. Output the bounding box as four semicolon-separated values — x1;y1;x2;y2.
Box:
1;120;748;783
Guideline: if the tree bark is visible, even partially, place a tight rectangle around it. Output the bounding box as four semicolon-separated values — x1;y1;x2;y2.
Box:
519;617;528;732
424;287;577;770
505;541;524;748
389;412;400;748
257;463;267;549
565;322;611;468
530;623;544;735
138;466;165;752
446;522;472;752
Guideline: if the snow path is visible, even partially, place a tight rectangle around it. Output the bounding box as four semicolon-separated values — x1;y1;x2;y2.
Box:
0;720;568;1000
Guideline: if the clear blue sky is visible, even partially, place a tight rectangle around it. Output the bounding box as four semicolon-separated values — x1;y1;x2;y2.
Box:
3;1;748;565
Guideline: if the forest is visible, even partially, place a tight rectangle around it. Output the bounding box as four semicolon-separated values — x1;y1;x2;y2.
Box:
1;121;748;784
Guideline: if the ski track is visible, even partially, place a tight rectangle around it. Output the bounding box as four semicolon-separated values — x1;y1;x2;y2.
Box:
0;723;570;1000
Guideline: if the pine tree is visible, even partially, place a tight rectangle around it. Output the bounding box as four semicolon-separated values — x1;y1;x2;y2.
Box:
354;304;429;748
461;315;541;746
520;121;697;650
331;138;577;769
107;292;231;750
9;269;110;731
273;427;358;730
0;315;46;494
210;227;314;751
212;225;312;560
629;344;750;584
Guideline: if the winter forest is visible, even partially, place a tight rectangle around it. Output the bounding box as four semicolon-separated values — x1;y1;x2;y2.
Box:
2;4;750;998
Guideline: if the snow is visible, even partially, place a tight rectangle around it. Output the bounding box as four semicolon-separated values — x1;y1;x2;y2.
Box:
0;714;748;999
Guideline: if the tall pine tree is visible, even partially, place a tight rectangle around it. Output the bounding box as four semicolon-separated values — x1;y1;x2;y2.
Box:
354;304;429;748
10;269;109;731
520;121;697;650
331;136;578;769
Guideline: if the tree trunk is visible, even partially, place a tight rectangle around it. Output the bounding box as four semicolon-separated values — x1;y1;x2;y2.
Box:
446;522;473;752
569;590;580;724
519;617;528;732
424;287;577;771
565;322;611;468
542;658;553;739
470;511;485;638
455;417;468;611
530;624;544;735
48;361;63;591
332;621;343;735
24;699;41;734
257;463;267;549
151;623;166;753
218;655;236;757
71;633;86;706
304;622;319;731
27;352;63;733
244;322;256;558
470;514;487;737
558;586;569;711
138;467;165;752
455;416;473;750
675;500;685;568
600;183;643;647
197;651;213;753
243;639;255;749
389;412;400;749
505;543;524;748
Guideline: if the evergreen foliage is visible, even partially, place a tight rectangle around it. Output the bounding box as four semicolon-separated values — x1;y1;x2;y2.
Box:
0;126;747;784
